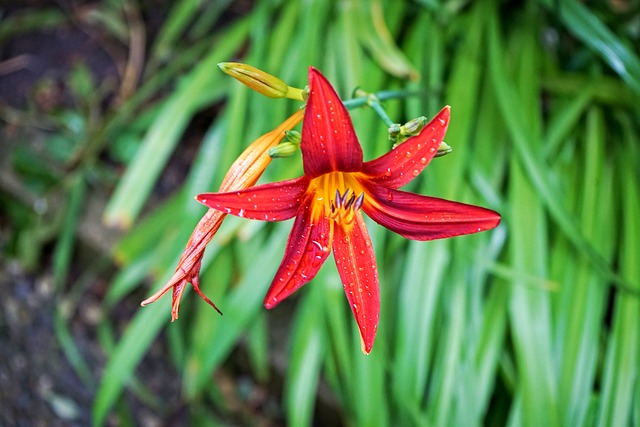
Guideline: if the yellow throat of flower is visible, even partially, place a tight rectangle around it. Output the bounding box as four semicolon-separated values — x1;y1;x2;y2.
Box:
309;172;365;226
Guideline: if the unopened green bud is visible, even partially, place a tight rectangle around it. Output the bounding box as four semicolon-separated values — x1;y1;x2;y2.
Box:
388;123;401;139
284;130;301;145
269;142;299;158
400;116;428;136
435;141;452;157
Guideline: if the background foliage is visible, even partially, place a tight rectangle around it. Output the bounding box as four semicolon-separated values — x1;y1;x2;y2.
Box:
1;0;639;425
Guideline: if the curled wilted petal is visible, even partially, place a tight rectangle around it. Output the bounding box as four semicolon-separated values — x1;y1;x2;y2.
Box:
141;109;304;319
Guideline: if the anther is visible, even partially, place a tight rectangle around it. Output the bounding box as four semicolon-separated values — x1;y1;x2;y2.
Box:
344;193;357;210
353;193;365;210
334;189;345;208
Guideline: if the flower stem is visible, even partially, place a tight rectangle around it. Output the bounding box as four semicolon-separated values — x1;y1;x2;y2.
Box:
343;89;421;110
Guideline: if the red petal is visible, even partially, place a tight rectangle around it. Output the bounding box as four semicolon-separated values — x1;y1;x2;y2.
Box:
362;106;450;189
196;177;309;221
362;183;501;241
264;196;332;308
301;68;363;178
332;213;380;354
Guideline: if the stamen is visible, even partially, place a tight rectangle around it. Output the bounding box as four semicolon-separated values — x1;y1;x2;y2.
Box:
353;192;365;210
344;192;357;210
334;189;345;208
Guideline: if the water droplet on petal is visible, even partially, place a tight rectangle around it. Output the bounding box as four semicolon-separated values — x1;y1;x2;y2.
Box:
428;147;436;154
438;118;446;126
412;169;420;177
419;157;428;165
405;151;412;158
384;168;392;177
386;191;394;201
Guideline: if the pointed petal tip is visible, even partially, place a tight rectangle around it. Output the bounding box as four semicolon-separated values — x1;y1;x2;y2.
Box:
438;105;451;121
360;337;373;355
263;295;280;310
484;208;502;226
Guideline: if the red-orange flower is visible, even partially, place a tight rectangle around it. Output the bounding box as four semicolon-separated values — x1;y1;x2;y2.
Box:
197;67;500;353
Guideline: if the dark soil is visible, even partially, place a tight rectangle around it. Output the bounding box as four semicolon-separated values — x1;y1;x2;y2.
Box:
0;258;188;426
0;260;94;426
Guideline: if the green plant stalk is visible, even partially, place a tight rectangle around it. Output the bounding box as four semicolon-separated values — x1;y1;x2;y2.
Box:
103;19;251;228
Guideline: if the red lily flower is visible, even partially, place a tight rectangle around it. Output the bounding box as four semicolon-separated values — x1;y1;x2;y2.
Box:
197;67;500;353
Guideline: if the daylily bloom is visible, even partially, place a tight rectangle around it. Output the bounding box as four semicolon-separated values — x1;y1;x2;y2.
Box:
197;67;500;353
141;109;304;320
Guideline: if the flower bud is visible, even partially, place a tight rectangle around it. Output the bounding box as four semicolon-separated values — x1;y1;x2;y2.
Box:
400;116;428;136
387;123;401;139
269;142;300;158
435;141;453;157
218;62;304;100
284;129;301;145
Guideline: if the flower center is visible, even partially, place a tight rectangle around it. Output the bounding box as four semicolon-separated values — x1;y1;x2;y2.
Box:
310;172;365;225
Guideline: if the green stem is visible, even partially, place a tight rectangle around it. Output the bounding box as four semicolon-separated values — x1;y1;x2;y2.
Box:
343;89;420;110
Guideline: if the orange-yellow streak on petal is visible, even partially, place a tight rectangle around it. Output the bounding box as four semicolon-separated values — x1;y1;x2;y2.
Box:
332;213;380;354
307;172;365;222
